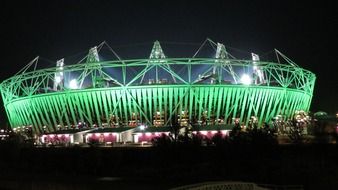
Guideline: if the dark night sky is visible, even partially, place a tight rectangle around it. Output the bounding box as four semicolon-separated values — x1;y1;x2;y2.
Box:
0;0;337;125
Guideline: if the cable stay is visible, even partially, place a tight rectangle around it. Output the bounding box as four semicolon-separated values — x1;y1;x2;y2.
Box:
274;49;299;67
14;56;40;76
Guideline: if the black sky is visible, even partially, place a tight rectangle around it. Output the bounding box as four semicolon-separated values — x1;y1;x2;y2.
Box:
0;0;337;125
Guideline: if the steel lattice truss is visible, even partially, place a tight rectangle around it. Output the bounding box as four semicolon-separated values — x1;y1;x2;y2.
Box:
0;40;316;134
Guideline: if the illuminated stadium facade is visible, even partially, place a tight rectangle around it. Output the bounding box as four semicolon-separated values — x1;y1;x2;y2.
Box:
0;39;316;134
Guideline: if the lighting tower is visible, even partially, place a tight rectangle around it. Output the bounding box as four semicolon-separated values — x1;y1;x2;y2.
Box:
251;53;265;84
53;58;64;91
78;46;100;88
215;43;237;83
141;41;176;84
149;41;166;83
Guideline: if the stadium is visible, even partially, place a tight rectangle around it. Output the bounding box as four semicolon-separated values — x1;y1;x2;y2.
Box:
0;39;316;144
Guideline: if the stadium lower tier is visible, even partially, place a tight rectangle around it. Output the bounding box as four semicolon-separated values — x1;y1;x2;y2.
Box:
5;84;312;134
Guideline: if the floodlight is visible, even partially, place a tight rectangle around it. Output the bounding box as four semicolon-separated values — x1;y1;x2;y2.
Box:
240;74;252;85
69;79;78;89
140;125;145;130
55;76;61;83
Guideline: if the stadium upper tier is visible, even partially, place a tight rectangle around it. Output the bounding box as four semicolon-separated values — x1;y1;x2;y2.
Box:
0;40;316;133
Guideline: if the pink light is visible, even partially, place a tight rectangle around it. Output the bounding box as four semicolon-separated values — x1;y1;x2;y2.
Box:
57;134;62;138
95;133;101;137
146;132;152;137
64;134;69;137
49;134;55;138
112;133;117;136
211;131;217;134
104;133;109;137
137;133;142;137
87;134;92;137
221;130;229;135
192;131;197;134
200;131;207;135
155;132;160;136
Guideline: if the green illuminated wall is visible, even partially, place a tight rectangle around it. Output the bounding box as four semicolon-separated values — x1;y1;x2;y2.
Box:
5;84;311;133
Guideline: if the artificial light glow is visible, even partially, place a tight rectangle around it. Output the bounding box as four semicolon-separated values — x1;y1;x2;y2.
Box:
139;125;145;130
240;74;252;85
69;79;78;89
200;131;207;135
55;76;62;83
146;132;152;137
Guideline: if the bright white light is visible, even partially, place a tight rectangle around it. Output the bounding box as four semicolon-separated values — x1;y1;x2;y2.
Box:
221;130;229;135
200;131;207;135
55;76;62;83
253;65;258;70
139;125;145;130
146;132;152;137
69;79;78;89
240;74;252;85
